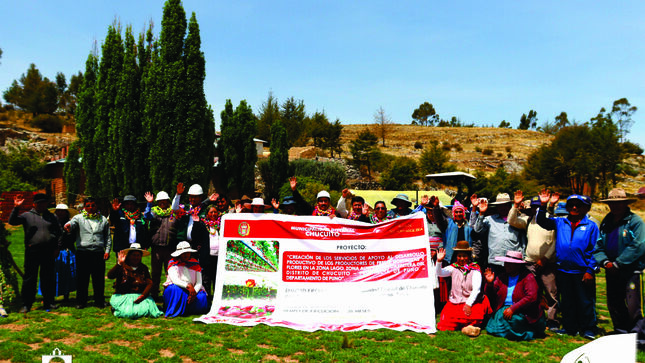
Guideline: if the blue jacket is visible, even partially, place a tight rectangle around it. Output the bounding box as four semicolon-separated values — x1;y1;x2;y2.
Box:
594;210;645;271
536;209;598;274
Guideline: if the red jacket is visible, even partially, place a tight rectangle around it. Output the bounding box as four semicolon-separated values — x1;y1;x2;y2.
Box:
485;269;543;324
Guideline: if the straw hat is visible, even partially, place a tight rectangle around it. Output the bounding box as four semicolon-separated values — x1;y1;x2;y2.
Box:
599;188;636;204
490;193;512;205
121;243;150;256
391;194;412;207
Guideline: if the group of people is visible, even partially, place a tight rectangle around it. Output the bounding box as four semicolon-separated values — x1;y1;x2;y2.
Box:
3;179;644;343
429;187;645;342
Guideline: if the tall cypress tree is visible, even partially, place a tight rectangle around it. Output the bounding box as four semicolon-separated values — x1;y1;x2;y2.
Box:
148;0;187;192
173;12;214;188
219;99;236;193
268;120;289;198
96;24;124;198
237;101;258;196
115;26;147;196
63;141;82;205
76;52;99;196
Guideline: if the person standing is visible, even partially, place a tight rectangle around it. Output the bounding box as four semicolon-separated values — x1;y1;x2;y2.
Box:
594;188;645;333
536;190;599;339
64;197;111;309
110;195;149;256
9;193;61;313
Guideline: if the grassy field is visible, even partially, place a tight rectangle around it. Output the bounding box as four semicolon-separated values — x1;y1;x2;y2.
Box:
0;225;642;362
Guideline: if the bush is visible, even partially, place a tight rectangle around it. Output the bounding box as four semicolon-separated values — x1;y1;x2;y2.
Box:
497;152;503;158
371;151;396;173
622;141;643;155
31;114;63;133
474;146;482;153
454;144;463;152
414;141;423;149
289;159;346;191
278;176;340;207
505;146;512;153
380;156;419;190
482;148;493;156
441;142;452;151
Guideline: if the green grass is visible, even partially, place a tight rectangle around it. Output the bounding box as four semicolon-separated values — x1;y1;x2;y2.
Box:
1;225;643;362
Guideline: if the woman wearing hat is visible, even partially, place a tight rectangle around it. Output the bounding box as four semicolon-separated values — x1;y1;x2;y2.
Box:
107;243;162;319
436;241;492;336
594;188;645;333
484;250;545;341
163;241;209;317
387;194;413;219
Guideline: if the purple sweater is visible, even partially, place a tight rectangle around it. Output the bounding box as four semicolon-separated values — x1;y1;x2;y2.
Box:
485;269;543;324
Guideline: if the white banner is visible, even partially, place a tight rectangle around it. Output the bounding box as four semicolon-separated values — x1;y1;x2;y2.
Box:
195;212;436;333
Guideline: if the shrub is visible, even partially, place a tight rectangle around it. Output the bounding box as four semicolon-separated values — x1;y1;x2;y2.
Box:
622;141;643;155
278;176;340;206
31;114;63;133
505;146;512;153
414;141;423;149
441;142;452;151
482;148;493;156
474;146;482;153
497;152;503;158
380;156;419;190
454;144;463;151
288;159;346;191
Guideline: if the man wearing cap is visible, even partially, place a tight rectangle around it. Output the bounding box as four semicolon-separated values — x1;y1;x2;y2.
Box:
64;197;111;308
387;194;413;219
536;189;599;339
143;183;183;300
110;195;149;257
271;196;298;215
470;193;526;273
594;188;645;333
507;190;559;330
9;193;62;312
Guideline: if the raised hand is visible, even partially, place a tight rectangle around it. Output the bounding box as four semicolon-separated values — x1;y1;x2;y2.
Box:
484;268;495;283
208;193;219;202
290;177;297;191
117;250;127;265
176;182;185;195
235;203;243;213
144;192;154;203
430;195;440;207
13;194;24;207
513;190;524;206
362;203;370;215
549;192;560;206
111;198;121;211
478;198;488;213
470;194;479;208
436;248;446;263
271;198;280;209
538;188;550;205
342;188;350;199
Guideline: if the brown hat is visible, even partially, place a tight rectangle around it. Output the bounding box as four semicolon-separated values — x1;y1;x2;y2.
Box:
599;188;636;204
453;240;473;252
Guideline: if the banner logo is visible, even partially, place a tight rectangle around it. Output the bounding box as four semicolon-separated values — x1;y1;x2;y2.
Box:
238;222;250;237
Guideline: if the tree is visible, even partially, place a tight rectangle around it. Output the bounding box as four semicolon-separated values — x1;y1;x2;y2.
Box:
412;101;438;126
380;156;418;190
419;140;449;174
349;129;379;180
267;120;289;198
309;111;343;157
76;52;100;196
281;97;307;147
610;98;637;142
219;100;257;196
173;12;215;189
555;111;569;129
55;72;68;112
373;106;394;146
256;91;280;143
518;110;537;130
498;120;511;128
0;145;47;191
3;63;58;115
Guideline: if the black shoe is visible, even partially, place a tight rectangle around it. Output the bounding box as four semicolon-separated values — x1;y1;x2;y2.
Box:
94;302;108;309
19;306;30;313
554;328;577;336
75;304;86;309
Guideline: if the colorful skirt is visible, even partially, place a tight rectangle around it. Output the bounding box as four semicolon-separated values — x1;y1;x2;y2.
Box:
110;293;163;319
437;296;492;331
485;305;546;341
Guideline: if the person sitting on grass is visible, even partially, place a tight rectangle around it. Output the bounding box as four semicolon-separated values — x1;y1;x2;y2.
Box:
484;250;545;341
107;243;162;319
163;241;208;318
436;241;492;337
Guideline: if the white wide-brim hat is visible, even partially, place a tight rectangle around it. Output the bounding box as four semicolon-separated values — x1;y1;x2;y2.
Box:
122;243;150;257
171;241;198;257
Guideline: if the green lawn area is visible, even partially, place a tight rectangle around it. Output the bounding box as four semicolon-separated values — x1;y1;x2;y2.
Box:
0;225;642;362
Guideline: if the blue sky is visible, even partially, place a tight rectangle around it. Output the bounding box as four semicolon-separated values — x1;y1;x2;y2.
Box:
2;1;644;146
